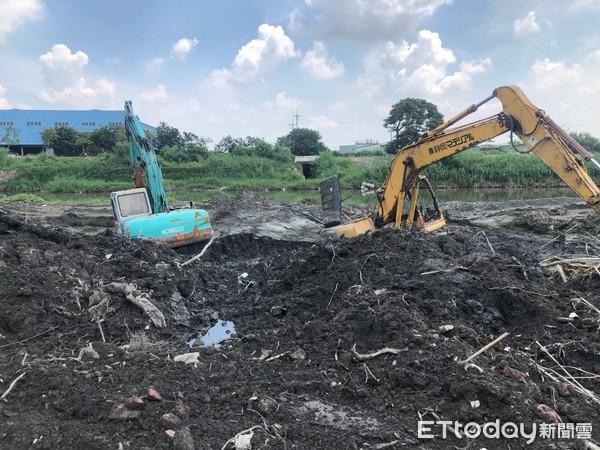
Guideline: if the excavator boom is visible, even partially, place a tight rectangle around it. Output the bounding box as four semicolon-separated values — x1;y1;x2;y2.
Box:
124;100;168;214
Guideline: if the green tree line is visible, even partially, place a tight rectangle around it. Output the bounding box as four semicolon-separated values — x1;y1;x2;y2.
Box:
32;121;331;162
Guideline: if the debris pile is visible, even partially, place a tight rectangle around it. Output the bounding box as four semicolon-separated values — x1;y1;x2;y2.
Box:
0;203;599;449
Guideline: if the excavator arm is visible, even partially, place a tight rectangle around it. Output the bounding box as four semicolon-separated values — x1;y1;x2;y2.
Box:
321;85;600;238
124;101;168;214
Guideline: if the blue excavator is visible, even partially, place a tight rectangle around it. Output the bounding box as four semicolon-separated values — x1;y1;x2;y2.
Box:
110;101;213;247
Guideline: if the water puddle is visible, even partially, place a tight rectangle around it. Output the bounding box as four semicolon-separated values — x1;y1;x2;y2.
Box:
187;320;236;348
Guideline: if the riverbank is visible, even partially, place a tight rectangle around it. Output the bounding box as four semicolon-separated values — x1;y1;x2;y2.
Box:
1;151;596;194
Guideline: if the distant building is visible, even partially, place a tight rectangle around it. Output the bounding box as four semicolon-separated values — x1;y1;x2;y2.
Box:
338;140;383;154
0;109;156;155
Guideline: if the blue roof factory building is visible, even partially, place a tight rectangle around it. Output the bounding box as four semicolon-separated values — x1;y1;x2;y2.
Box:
0;109;156;155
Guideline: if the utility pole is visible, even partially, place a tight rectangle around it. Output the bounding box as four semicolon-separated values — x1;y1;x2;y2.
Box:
291;110;301;129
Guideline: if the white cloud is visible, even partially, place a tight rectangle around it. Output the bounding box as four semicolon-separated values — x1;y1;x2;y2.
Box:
0;85;11;108
38;44;115;106
228;24;300;83
0;0;44;44
206;68;233;92
300;41;344;79
513;11;540;38
146;57;165;72
171;37;199;60
529;58;583;91
522;54;600;138
303;0;452;40
440;58;492;90
141;84;168;101
382;30;455;69
567;0;600;11
263;92;302;110
379;30;489;95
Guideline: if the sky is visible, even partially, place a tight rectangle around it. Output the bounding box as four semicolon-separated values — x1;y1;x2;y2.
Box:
2;0;600;150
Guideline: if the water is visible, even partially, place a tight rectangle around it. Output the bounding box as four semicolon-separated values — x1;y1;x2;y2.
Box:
31;186;578;206
187;320;236;348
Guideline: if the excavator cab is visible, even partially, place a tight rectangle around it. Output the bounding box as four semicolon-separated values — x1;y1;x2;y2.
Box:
111;188;213;248
397;175;445;232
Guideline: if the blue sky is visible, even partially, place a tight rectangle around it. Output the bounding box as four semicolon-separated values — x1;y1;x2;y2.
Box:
2;0;600;149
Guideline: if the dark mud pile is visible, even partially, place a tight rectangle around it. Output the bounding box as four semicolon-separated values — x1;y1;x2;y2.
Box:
0;206;599;450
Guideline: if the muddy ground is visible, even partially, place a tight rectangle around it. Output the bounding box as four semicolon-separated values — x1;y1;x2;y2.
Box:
1;192;599;450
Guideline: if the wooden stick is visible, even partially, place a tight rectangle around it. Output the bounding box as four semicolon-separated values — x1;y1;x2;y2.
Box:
361;440;400;449
463;332;509;363
555;264;568;283
327;282;339;308
179;236;215;268
351;344;401;361
1;372;26;402
108;282;166;328
0;325;60;349
97;319;106;343
536;341;600;405
482;231;495;254
421;265;468;276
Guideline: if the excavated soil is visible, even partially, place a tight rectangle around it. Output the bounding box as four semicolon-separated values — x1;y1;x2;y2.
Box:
0;193;599;450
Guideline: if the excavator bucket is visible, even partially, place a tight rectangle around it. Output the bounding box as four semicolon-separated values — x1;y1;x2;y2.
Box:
319;175;342;227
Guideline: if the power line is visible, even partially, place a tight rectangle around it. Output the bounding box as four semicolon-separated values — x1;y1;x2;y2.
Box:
300;118;383;126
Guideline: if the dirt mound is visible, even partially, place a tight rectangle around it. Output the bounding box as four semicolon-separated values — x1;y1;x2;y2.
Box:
0;205;599;449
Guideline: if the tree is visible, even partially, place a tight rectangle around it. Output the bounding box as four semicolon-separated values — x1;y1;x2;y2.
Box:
155;122;183;150
182;131;210;159
40;128;57;149
75;133;92;155
90;124;126;155
1;124;20;148
215;135;245;153
277;128;328;156
571;131;600;154
227;136;289;162
383;98;443;154
51;125;79;156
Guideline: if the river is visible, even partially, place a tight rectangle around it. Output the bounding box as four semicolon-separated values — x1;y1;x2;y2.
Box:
36;187;578;205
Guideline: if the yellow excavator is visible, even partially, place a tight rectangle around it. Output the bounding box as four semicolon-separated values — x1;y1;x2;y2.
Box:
320;85;600;238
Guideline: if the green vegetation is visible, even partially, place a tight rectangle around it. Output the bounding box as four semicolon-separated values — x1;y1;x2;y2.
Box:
0;147;9;168
1;148;598;194
2;193;45;203
2;100;600;194
424;152;564;188
276;128;328;156
0;153;312;193
313;150;599;190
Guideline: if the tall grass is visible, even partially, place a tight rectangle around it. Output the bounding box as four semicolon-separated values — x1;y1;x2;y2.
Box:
315;151;597;189
424;152;561;187
0;153;310;192
1;150;595;193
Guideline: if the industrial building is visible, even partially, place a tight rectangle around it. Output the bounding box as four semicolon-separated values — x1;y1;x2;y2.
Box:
338;140;383;154
0;109;155;154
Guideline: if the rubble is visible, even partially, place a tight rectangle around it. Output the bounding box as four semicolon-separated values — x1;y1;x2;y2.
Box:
0;196;599;448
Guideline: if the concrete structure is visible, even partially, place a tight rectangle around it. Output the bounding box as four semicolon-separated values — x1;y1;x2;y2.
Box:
338;140;383;154
294;155;317;178
0;109;155;154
